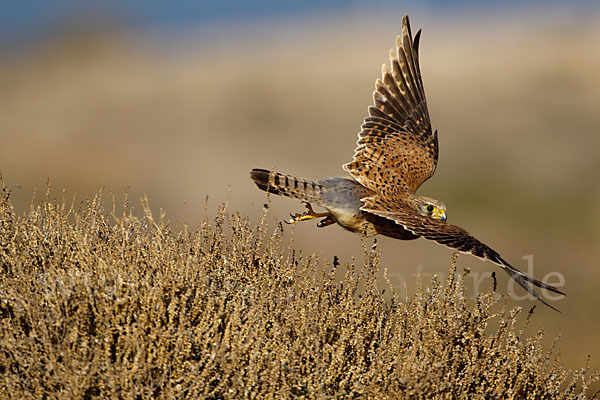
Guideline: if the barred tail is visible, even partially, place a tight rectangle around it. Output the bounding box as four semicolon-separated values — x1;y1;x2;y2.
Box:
250;168;325;204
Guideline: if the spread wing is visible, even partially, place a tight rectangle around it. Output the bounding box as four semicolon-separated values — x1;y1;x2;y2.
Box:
360;196;566;311
343;15;438;197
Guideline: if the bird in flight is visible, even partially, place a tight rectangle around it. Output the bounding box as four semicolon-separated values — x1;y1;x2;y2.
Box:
250;15;565;310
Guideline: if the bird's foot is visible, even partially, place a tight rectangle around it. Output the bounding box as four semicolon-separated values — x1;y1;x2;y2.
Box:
317;216;336;228
286;201;331;224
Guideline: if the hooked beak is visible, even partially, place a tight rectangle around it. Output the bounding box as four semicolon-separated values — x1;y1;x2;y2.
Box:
433;210;447;222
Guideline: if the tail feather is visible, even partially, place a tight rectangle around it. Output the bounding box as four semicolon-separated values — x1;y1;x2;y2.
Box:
250;168;325;204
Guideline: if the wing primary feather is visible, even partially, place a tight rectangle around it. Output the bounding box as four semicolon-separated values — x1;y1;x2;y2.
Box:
493;253;566;296
375;81;410;123
413;29;422;62
382;62;413;117
396;50;419;106
412;29;425;96
502;269;562;313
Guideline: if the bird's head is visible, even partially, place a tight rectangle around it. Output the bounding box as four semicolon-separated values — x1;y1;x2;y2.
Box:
412;196;447;221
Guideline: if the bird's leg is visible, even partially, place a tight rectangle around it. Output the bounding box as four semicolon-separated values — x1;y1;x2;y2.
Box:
287;201;331;224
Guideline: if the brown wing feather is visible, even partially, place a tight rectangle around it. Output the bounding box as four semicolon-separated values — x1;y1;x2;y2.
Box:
344;15;438;196
360;196;565;311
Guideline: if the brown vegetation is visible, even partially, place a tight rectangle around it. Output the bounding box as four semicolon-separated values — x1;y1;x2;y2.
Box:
0;182;597;399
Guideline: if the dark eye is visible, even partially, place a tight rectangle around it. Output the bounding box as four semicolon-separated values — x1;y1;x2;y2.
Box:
426;205;435;213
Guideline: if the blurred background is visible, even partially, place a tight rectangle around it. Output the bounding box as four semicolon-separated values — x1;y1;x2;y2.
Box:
1;0;599;387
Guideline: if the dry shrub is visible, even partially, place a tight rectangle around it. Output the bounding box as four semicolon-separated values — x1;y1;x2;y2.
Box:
0;181;598;399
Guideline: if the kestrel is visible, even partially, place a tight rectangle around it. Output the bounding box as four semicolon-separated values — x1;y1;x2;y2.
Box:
250;15;565;310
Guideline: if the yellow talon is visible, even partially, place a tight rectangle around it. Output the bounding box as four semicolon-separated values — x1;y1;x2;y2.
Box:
287;202;330;224
296;214;319;222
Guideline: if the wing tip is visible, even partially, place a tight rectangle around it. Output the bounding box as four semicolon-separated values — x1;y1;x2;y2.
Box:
402;14;410;32
414;29;422;53
401;14;413;43
381;63;391;77
499;262;565;312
